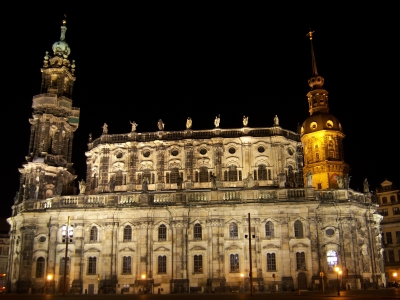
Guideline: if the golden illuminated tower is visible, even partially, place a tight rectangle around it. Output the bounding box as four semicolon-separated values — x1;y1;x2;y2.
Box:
300;31;349;190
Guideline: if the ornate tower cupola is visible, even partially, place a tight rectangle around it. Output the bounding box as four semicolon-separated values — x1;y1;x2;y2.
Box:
16;18;80;204
301;31;349;190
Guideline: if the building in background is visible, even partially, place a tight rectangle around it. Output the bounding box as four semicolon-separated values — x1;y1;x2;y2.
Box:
0;218;10;293
7;21;385;294
376;180;400;285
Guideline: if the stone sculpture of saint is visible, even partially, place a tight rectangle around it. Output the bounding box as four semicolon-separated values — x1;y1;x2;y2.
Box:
274;115;279;126
186;117;192;130
337;175;344;188
130;121;138;132
102;123;108;134
214;115;220;128
243;116;248;127
363;178;370;193
142;177;148;192
79;179;86;194
109;177;115;192
306;171;313;187
210;173;217;190
157;119;165;131
88;133;92;142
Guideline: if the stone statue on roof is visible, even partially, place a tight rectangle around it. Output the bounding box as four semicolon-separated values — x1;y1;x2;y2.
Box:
102;123;108;134
157;119;165;131
130;121;138;132
186;117;192;129
243;116;248;127
274;115;279;126
214;115;220;128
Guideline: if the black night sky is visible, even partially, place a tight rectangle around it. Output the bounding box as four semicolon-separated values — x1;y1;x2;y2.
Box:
2;5;398;218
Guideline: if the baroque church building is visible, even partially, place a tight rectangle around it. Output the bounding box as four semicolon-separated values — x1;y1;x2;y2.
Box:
7;23;385;294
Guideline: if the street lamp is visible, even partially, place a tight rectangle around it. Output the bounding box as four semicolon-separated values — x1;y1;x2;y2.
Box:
240;273;244;293
335;266;341;296
319;271;324;294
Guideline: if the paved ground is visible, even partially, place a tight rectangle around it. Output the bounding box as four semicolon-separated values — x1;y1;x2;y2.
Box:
2;289;400;300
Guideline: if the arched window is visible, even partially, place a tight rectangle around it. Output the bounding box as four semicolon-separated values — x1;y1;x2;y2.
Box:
265;221;274;238
230;254;239;272
391;195;396;203
296;252;306;270
229;222;238;239
170;168;180;184
258;165;267;180
327;250;338;272
124;225;132;242
194;223;202;240
88;257;97;274
122;256;131;274
294;220;303;238
36;257;45;278
267;253;276;271
60;257;70;274
199;167;208;182
90;226;98;242
158;255;167;273
228;165;238;181
158;224;167;241
194;255;203;273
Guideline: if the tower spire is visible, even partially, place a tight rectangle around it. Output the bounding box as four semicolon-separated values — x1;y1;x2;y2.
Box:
307;29;318;76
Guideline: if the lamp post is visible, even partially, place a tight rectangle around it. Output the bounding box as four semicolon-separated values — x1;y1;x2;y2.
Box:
394;272;397;286
240;273;244;293
335;266;341;296
319;271;324;294
46;274;53;294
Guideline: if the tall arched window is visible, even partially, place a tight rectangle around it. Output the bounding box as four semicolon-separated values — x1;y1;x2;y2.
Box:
194;223;202;240
267;253;276;271
199;167;208;182
158;255;167;273
158;224;167;241
170;168;180;184
265;221;274;238
90;226;98;242
115;170;123;186
122;256;131;274
327;250;338;272
296;252;306;270
88;257;97;274
124;225;132;242
230;254;239;272
194;255;203;273
229;222;238;239
36;257;45;278
294;220;303;238
258;165;267;180
228;165;238;181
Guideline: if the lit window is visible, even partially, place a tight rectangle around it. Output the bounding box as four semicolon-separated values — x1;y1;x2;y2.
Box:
194;224;202;240
327;250;337;272
122;256;131;274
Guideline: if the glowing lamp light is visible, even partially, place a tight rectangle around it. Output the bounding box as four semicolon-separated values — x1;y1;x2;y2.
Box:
240;273;244;278
334;266;340;273
47;274;53;281
394;272;398;277
141;274;146;279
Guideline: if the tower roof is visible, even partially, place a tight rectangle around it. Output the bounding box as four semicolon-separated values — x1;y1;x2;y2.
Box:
52;18;71;58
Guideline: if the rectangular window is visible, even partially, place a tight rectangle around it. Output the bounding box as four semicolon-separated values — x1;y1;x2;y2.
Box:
380;209;388;216
194;255;203;273
386;232;393;244
88;257;97;274
393;207;400;215
267;253;276;271
158;255;167;273
230;254;239;272
122;256;131;274
396;231;400;244
388;250;395;262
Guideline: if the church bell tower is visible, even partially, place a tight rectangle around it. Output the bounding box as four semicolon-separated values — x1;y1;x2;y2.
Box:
300;31;349;190
16;19;80;204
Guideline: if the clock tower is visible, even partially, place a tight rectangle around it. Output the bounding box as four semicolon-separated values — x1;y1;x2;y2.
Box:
300;31;349;190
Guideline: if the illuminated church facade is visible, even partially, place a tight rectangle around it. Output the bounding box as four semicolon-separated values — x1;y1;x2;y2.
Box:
7;23;385;294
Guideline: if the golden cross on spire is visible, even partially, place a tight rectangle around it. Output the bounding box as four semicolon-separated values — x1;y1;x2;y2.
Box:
63;14;67;25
